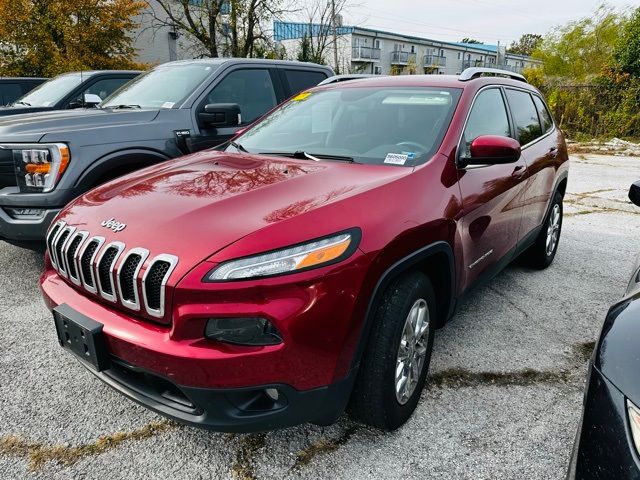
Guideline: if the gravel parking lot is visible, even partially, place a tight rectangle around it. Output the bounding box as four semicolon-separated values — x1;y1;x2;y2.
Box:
1;153;639;480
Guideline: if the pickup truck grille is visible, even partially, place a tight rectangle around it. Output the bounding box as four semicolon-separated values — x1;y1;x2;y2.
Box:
46;221;178;321
0;149;16;188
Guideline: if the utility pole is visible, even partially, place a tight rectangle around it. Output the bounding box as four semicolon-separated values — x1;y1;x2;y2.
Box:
497;40;501;66
331;0;339;74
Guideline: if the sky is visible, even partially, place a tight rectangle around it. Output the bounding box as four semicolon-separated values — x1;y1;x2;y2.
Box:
340;0;637;46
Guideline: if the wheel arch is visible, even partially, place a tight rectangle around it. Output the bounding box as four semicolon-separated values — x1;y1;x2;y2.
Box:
350;241;456;372
74;148;171;190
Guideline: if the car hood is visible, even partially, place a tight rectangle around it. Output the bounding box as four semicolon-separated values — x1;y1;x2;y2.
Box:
0;108;160;143
57;150;410;276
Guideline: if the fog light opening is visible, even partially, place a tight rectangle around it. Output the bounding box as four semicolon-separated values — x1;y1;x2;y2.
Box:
204;317;283;346
4;207;45;220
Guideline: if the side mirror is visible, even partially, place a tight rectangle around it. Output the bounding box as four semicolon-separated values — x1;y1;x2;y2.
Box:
83;93;102;107
199;103;241;128
629;181;640;207
461;135;522;167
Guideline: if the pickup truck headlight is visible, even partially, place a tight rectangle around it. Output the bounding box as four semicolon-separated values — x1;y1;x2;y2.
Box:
205;229;360;281
2;143;71;193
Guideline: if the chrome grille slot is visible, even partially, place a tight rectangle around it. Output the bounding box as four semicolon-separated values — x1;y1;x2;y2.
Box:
79;236;105;293
46;221;63;269
54;227;75;277
95;241;125;302
65;231;88;285
142;254;178;318
117;248;149;311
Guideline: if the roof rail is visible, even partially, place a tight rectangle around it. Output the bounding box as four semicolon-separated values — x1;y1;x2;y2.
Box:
459;67;527;83
317;74;376;86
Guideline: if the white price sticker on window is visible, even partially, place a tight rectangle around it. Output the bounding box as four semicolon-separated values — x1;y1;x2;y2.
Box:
384;153;409;165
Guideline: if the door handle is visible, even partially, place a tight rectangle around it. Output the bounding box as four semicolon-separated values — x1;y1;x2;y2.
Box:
511;165;526;179
549;147;559;156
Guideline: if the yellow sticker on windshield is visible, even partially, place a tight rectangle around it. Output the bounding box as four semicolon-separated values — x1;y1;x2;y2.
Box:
292;91;312;101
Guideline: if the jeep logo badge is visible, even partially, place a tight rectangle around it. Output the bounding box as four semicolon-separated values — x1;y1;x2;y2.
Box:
101;218;127;233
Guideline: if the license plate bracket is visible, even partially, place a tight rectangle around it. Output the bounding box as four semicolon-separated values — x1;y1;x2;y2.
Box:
53;304;110;371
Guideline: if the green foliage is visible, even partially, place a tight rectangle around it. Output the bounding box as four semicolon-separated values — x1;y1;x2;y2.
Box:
508;34;543;56
613;7;640;76
297;34;312;62
0;0;146;77
533;5;623;80
460;38;483;44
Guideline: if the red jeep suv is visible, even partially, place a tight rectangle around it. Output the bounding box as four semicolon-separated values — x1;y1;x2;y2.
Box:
40;69;569;432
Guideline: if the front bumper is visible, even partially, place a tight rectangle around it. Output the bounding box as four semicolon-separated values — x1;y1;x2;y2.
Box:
568;365;640;479
40;255;367;431
0;205;59;248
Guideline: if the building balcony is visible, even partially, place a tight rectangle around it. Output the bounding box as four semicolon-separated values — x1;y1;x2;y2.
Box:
351;46;381;62
391;51;417;65
424;55;447;67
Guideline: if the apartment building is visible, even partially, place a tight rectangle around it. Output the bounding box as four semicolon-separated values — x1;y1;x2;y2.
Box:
274;21;541;75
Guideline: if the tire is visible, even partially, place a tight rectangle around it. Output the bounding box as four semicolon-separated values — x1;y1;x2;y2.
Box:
348;271;436;430
521;191;563;269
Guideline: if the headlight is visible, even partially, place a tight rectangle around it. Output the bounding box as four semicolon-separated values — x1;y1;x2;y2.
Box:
205;229;360;281
3;143;71;193
627;399;640;454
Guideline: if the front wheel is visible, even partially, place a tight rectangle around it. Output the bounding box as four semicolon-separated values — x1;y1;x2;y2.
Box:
348;271;436;430
521;191;563;269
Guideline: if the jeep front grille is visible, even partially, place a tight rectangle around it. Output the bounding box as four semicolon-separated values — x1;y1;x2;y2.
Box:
46;221;178;320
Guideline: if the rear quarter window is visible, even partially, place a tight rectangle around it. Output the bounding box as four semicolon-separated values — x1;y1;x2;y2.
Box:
284;70;328;95
505;89;543;145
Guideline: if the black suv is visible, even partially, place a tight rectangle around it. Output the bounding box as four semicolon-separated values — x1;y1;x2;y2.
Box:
0;59;333;249
0;71;140;116
0;77;47;106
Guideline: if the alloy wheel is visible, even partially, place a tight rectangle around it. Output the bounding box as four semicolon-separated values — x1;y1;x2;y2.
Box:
395;299;430;405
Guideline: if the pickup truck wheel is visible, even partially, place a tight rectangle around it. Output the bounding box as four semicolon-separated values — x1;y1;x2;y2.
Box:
349;271;436;430
522;191;563;269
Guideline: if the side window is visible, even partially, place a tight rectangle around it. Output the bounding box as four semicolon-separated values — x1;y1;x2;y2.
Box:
83;78;130;100
461;88;510;157
505;89;543;145
532;95;554;133
284;70;327;95
205;69;277;125
1;83;21;105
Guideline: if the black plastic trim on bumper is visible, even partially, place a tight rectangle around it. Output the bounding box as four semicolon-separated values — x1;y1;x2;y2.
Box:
78;356;356;433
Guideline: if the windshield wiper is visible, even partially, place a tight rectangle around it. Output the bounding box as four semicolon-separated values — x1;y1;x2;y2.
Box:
13;101;31;106
259;151;354;162
229;140;249;153
103;104;141;110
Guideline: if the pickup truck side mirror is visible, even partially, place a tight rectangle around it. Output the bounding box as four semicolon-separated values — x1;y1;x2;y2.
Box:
199;103;241;128
629;181;640;207
460;135;522;167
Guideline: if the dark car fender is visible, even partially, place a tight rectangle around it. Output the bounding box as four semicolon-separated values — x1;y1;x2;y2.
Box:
74;148;172;191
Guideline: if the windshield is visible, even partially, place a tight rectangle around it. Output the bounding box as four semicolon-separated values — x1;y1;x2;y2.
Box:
16;73;84;107
102;64;218;109
230;86;462;166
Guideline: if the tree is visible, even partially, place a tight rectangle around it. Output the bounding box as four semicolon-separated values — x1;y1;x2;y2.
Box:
461;38;483;44
613;7;640;77
533;5;624;80
508;33;543;56
149;0;292;58
294;0;348;71
0;0;146;77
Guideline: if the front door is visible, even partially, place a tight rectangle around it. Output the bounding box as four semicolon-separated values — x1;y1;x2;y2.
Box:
457;87;529;290
189;68;280;152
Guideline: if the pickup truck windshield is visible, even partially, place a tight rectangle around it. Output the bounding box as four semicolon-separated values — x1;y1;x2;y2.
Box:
102;64;217;109
233;87;462;166
16;73;84;107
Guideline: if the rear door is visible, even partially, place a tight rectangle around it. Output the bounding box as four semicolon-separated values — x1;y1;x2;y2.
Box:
457;87;528;289
279;67;331;97
504;89;559;238
189;66;284;152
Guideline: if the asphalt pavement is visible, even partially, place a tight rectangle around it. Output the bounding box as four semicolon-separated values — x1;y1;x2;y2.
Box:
1;153;639;479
